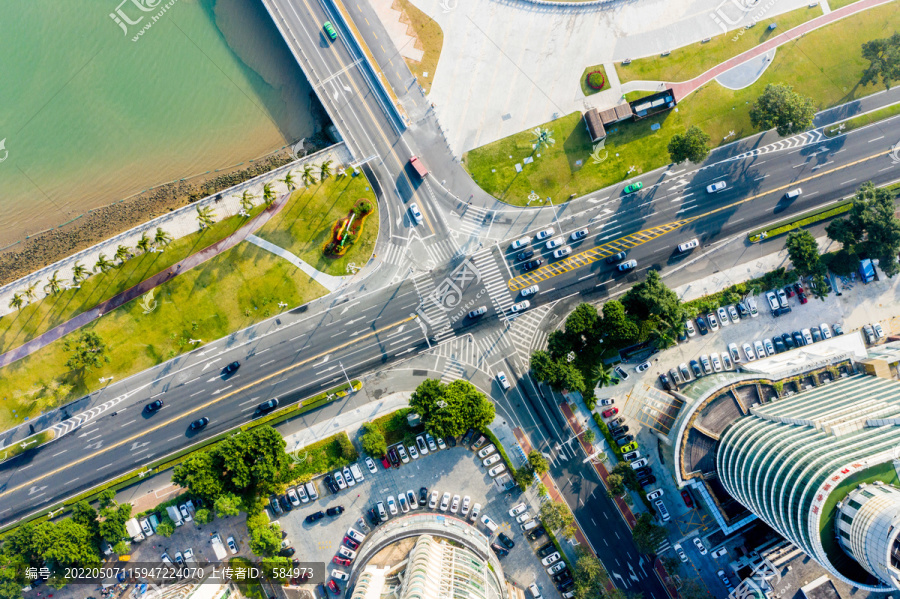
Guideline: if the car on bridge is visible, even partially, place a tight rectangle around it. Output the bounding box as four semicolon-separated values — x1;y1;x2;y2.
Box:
323;21;337;41
623;181;643;194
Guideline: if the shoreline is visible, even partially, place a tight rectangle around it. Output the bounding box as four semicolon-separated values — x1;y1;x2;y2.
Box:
0;134;331;287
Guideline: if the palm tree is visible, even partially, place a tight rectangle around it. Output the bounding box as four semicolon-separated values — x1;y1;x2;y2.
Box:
72;262;89;284
280;170;297;191
154;227;173;247
262;183;276;207
23;282;38;301
115;245;131;264
318;159;333;182
591;363;613;389
136;233;152;254
300;164;315;186
8;293;23;310
239;190;256;212
196;206;216;229
531;127;556;151
44;271;63;295
650;327;676;351
94;254;113;273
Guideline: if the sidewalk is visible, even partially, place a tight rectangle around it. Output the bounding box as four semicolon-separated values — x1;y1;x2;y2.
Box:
247;234;350;293
668;0;894;101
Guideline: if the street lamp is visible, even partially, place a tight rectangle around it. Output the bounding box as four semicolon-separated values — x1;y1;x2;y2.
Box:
546;196;563;233
339;361;353;390
99;376;114;384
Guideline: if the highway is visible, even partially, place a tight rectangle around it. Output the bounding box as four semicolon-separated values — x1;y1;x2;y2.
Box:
2;0;900;597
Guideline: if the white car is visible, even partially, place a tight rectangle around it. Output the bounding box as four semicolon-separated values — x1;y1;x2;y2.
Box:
693;537;708;555
820;323;832;339
436;437;447;450
743;343;756;361
332;570;349;581
685;320;696;337
416;435;429;455
511;301;531;313
477;444;496;459
802;328;814;344
516;512;532;523
406;490;418;509
766;291;779;311
450;495;461;513
570;229;589;241
553;246;572;259
646;489;664;500
440;492;451;511
343;466;355;487
409;203;423;224
599;398;614;406
711;353;722;372
511;237;530;250
674;542;688;562
497;372;511;390
776;287;788;308
677;238;699;252
426;434;437;452
528;584;543;599
706;181;727;193
636;361;651;372
509;502;528;517
334;471;347;488
521;285;540;297
225;536;237;553
754;340;765;358
535;228;554;241
716;307;729;326
618;259;637;271
874;322;886;338
488;463;507;477
548;562;567;575
483;454;501;467
397;446;409;463
398;494;409;513
387;496;398;515
429;491;438;509
785;188;802;199
707;313;719;331
700;354;712;374
721;352;733;370
470;503;481;521
545;238;563;250
287;488;301;507
728;343;741;364
179;505;192;522
338;545;357;559
541;552;561;566
408;444;419;460
763;338;775;356
727;305;740;323
481;515;498;532
365;457;377;474
461;496;471;515
631;458;648;469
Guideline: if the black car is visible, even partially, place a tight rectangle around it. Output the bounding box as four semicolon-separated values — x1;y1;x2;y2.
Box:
658;373;671;391
609;424;629;436
190;417;209;430
497;533;515;550
811;327;822;342
782;333;795;349
696;316;709;335
537;543;556;558
792;331;805;347
527;525;546;540
279;547;296;557
270;495;283;515
606;251;626;264
490;543;509;557
522;259;543;271
280;495;293;511
737;302;749;318
773;306;792;317
306;511;325;523
256;398;279;414
388;447;400;467
558;579;575;592
324;474;339;494
634;466;652;478
419;487;428;504
461;429;475;446
447;435;457;447
326;506;344;517
553;570;572;584
773;338;786;353
834;323;844;335
222;361;240;376
517;250;534;261
638;475;657;488
144;399;164;413
366;508;379;527
690;360;703;378
615;435;634;446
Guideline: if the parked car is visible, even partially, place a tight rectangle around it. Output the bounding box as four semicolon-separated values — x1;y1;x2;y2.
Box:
693;537;708;555
766;291;779;311
707;313;719;331
696;316;708;335
602;408;618;418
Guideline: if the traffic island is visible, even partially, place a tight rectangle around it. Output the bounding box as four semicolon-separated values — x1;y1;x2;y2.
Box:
0;429;55;464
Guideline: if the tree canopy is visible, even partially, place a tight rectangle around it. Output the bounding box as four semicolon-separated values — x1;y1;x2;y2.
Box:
785;230;825;278
360;423;387;457
861;32;900;90
826;182;900;278
632;512;668;555
409;379;495;439
63;331;110;374
539;501;576;538
749;83;816;136
573;553;609;599
622;270;683;326
667;126;711;164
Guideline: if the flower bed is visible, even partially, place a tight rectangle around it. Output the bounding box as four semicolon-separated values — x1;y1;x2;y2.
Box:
323;198;374;257
587;70;606;90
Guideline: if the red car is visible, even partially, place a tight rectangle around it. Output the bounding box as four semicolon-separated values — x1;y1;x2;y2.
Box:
381;454;391;469
602;407;618;418
333;556;352;566
798;292;808;304
681;489;694;508
327;580;341;594
344;536;360;550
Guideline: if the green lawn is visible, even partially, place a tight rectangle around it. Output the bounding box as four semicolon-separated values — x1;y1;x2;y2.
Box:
825;101;900;136
616;4;822;84
288;431;358;481
0;241;328;430
464;1;899;204
231;557;266;599
830;0;865;9
366;407;425;446
0;206;265;356
255;173;378;276
580;65;611;96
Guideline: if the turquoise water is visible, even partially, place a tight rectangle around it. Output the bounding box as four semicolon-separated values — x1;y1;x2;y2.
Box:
0;0;316;246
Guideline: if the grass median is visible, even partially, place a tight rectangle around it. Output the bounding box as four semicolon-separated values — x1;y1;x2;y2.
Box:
748;200;853;242
825;102;900;137
464;1;900;204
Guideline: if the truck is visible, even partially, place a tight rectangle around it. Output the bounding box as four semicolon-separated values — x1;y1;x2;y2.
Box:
166;505;184;527
210;533;228;561
859;258;876;283
125;518;145;541
408;156;428;179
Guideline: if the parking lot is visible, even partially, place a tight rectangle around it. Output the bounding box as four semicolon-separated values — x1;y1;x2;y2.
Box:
274;437;566;597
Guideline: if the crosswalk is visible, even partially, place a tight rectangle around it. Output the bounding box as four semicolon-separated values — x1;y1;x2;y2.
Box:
410;273;455;343
440;359;467;384
452;204;493;236
423;237;461;265
477;254;516;319
507;304;552;360
380;241;408;266
656;539;672;554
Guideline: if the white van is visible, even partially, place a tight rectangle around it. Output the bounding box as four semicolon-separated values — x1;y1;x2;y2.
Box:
349;464;364;484
481;515;498;532
528;584;543;599
347;527;366;543
305;481;319;501
677;239;699;253
746;297;759;318
521;519;539;531
655;499;671;522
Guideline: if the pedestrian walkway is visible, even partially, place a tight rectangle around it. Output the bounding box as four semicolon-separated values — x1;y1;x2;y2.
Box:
0;194;293;370
410;272;455;342
246;234;350;292
669;0;894;101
